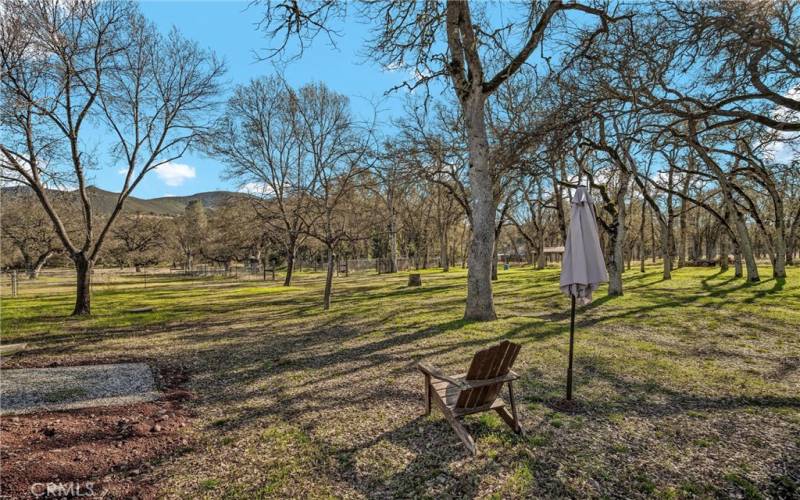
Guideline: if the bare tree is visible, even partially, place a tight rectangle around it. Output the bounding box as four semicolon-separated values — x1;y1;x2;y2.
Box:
174;200;208;272
107;213;167;271
0;192;63;278
204;75;312;286
202;198;261;272
291;82;374;310
0;0;224;314
372;142;409;273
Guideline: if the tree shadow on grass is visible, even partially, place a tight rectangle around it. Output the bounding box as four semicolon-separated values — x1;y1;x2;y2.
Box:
531;274;792;334
741;277;786;303
524;355;800;418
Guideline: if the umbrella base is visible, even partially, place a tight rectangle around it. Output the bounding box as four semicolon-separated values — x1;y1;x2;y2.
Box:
551;398;583;414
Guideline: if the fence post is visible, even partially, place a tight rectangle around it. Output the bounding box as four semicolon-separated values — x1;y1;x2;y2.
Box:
11;271;18;297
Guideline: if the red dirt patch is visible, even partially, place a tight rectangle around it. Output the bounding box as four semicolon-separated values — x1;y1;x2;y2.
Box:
0;365;195;499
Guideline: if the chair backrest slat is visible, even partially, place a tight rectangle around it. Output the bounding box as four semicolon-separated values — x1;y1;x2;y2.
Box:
455;340;521;409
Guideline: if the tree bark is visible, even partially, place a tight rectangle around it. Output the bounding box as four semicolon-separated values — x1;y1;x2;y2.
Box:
677;160;692;268
608;173;630;296
491;242;499;281
719;234;729;272
27;250;54;279
733;239;743;278
762;188;786;279
552;162;568;244
773;211;787;279
440;222;450;272
650;211;657;263
323;248;335;310
787;205;800;265
639;198;646;273
388;190;398;273
663;166;675;279
463;91;497;320
661;223;672;279
284;238;297;286
72;253;92;316
536;238;546;270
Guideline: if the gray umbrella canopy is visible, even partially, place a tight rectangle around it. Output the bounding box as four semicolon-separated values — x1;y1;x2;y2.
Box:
560;186;608;304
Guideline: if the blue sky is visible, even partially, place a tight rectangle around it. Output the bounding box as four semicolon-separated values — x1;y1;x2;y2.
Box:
95;1;420;199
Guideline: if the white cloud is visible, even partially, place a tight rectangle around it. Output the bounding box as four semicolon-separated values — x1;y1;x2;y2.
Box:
154;162;196;186
238;182;274;196
773;85;800;123
382;61;403;73
117;167;128;175
764;134;798;164
762;86;800;165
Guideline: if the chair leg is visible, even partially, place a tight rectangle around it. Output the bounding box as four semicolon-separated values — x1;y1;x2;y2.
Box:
423;373;431;416
508;381;523;435
494;407;518;432
442;409;476;455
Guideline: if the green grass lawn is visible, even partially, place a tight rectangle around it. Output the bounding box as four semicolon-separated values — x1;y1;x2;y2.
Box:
2;264;799;498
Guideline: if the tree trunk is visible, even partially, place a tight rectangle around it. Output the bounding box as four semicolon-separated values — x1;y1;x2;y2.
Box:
773;225;787;279
72;253;92;316
461;226;470;269
536;238;546;270
787;205;800;265
27;250;54;279
664;166;675;279
388;206;398;273
491;242;498;281
660;219;672;280
463;91;496;320
719;234;729;272
284;238;297;286
729;210;759;281
733;239;743;278
639;198;646;273
650;212;657;263
440;222;449;272
386;188;399;273
553;162;568;244
525;240;533;265
771;196;787;279
677;166;691;268
323;248;335;310
608;173;630;296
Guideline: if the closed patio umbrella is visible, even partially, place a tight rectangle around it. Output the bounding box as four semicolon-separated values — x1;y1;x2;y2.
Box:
560;186;608;400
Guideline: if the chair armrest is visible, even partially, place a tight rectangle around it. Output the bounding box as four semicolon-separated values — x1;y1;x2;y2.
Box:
417;361;470;390
462;370;520;389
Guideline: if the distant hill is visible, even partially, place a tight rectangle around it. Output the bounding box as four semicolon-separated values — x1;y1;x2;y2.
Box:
1;185;248;216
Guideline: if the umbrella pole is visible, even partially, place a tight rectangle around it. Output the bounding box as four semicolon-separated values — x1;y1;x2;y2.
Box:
567;294;576;400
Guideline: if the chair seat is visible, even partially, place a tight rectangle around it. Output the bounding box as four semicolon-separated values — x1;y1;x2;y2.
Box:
431;378;462;408
431;378;506;415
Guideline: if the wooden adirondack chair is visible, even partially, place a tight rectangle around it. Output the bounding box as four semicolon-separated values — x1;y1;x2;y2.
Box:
417;340;523;455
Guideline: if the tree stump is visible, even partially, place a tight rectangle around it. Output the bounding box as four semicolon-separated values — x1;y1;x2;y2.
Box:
408;273;422;287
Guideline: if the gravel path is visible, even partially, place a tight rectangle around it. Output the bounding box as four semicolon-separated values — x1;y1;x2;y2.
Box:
0;363;160;415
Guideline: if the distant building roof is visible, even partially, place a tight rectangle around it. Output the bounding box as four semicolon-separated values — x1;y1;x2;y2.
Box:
544;246;565;254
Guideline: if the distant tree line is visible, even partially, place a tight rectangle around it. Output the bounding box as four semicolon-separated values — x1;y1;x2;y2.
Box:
2;0;798;317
